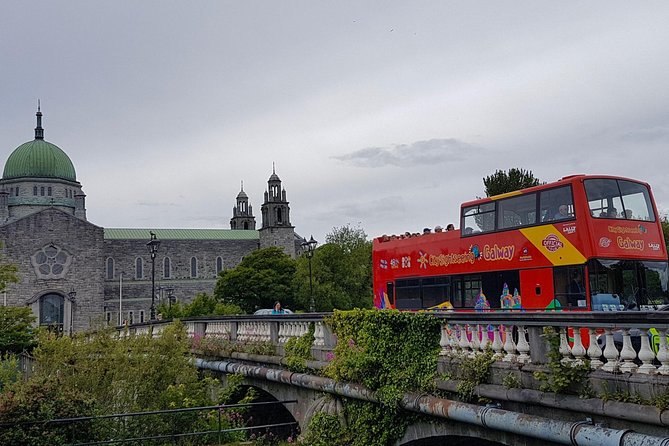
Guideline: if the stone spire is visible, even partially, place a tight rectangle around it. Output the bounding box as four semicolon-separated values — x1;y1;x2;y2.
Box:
35;100;44;140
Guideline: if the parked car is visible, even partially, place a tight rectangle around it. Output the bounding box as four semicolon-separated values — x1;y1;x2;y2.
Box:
253;308;293;315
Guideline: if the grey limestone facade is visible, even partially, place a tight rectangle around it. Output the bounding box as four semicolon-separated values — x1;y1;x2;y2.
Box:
0;110;302;332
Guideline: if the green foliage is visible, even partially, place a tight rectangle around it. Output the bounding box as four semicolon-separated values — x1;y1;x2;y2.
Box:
0;243;19;294
483;168;543;197
216;247;297;313
158;292;244;319
310;309;440;446
502;372;521;389
0;354;20;390
302;412;350;446
0;375;96;445
32;321;209;415
0;306;37;354
284;323;314;372
533;327;590;394
294;224;373;312
454;349;495;402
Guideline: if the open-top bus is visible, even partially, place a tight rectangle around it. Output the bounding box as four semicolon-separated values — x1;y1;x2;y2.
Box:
373;175;668;311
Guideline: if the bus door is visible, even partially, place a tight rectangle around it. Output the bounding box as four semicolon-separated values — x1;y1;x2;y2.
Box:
519;268;555;310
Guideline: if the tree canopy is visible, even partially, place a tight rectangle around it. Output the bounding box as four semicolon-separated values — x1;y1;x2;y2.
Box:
157;292;243;319
0;307;36;354
483;168;543;197
215;247;297;313
294;224;373;311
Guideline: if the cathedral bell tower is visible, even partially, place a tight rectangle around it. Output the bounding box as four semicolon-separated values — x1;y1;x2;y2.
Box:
230;182;256;230
259;166;296;257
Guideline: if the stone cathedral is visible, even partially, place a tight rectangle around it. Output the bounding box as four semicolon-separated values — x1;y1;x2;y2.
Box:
0;109;302;332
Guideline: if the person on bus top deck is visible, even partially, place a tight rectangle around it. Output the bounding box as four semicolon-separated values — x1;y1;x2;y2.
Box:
607;207;618;218
553;204;571;220
567;270;585;308
423;227;432;234
272;301;285;315
446;223;455;231
434;225;443;232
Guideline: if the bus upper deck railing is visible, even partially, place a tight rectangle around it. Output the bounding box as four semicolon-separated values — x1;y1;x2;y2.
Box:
119;310;669;376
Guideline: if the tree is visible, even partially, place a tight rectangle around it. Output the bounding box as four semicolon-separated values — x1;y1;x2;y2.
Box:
157;293;244;319
294;224;373;311
0;242;19;295
661;214;669;260
483;168;543;197
215;247;297;313
0;307;36;354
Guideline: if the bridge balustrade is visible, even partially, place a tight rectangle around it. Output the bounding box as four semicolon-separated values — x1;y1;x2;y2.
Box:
121;311;669;375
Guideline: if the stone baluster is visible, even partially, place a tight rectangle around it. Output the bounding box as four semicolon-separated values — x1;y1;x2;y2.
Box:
502;325;517;362
449;324;460;351
278;321;287;344
471;324;481;355
516;326;531;363
260;322;271;342
439;324;451;356
619;329;639;373
314;321;325;347
570;327;587;366
558;327;572;365
491;325;504;360
458;324;470;355
586;328;603;370
656;329;669;375
479;324;490;352
637;329;657;374
601;329;620;372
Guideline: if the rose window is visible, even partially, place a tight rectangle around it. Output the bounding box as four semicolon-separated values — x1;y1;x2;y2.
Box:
31;244;72;279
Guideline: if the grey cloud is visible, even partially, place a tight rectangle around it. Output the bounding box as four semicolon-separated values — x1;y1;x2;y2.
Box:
136;201;179;207
334;138;481;168
620;126;669;143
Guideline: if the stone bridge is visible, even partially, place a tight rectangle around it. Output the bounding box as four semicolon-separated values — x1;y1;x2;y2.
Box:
125;312;669;445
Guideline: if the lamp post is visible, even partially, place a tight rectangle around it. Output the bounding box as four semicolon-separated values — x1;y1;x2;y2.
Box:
68;288;76;335
301;235;317;312
146;232;161;320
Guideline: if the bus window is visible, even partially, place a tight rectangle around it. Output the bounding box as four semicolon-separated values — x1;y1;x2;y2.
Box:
454;275;482;308
395;278;421;309
554;266;586;309
497;193;537;230
386;282;395;306
539;186;574;222
422;276;450;308
585;178;654;220
588;259;668;307
462;202;495;235
618;180;655;221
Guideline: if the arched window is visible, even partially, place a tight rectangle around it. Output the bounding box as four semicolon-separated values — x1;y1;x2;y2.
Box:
39;293;64;332
135;257;143;279
190;257;198;278
33;186;38;195
106;258;114;280
216;257;223;274
139;310;145;323
40;186;45;196
243;222;249;229
47;186;52;196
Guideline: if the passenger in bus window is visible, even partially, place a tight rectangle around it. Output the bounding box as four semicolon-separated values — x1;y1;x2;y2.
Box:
554;205;571;220
624;209;633;219
607;207;618;218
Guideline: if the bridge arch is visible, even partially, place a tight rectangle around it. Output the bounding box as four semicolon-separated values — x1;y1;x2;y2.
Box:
396;421;559;446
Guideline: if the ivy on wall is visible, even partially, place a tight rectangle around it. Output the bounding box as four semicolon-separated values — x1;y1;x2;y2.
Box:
303;309;441;446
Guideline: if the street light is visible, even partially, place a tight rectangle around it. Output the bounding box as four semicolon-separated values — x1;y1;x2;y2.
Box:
301;235;317;312
68;288;76;335
146;232;161;320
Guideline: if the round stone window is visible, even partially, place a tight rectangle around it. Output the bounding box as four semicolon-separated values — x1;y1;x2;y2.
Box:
31;244;72;279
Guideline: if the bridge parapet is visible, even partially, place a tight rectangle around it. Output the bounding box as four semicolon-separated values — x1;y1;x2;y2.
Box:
122;311;669;375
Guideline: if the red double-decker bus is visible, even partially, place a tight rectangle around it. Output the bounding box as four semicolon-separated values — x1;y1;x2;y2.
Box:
373;175;668;311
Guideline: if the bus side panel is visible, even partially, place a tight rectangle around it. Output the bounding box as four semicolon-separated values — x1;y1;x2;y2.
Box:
519;268;554;310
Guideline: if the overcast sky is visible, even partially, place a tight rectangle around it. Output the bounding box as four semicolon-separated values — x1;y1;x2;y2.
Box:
2;1;669;243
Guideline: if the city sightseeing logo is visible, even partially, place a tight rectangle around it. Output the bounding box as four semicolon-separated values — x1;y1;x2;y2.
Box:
542;234;564;252
599;237;612;248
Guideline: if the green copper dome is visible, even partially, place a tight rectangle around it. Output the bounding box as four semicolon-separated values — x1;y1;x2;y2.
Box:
2;108;77;182
3;139;76;181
